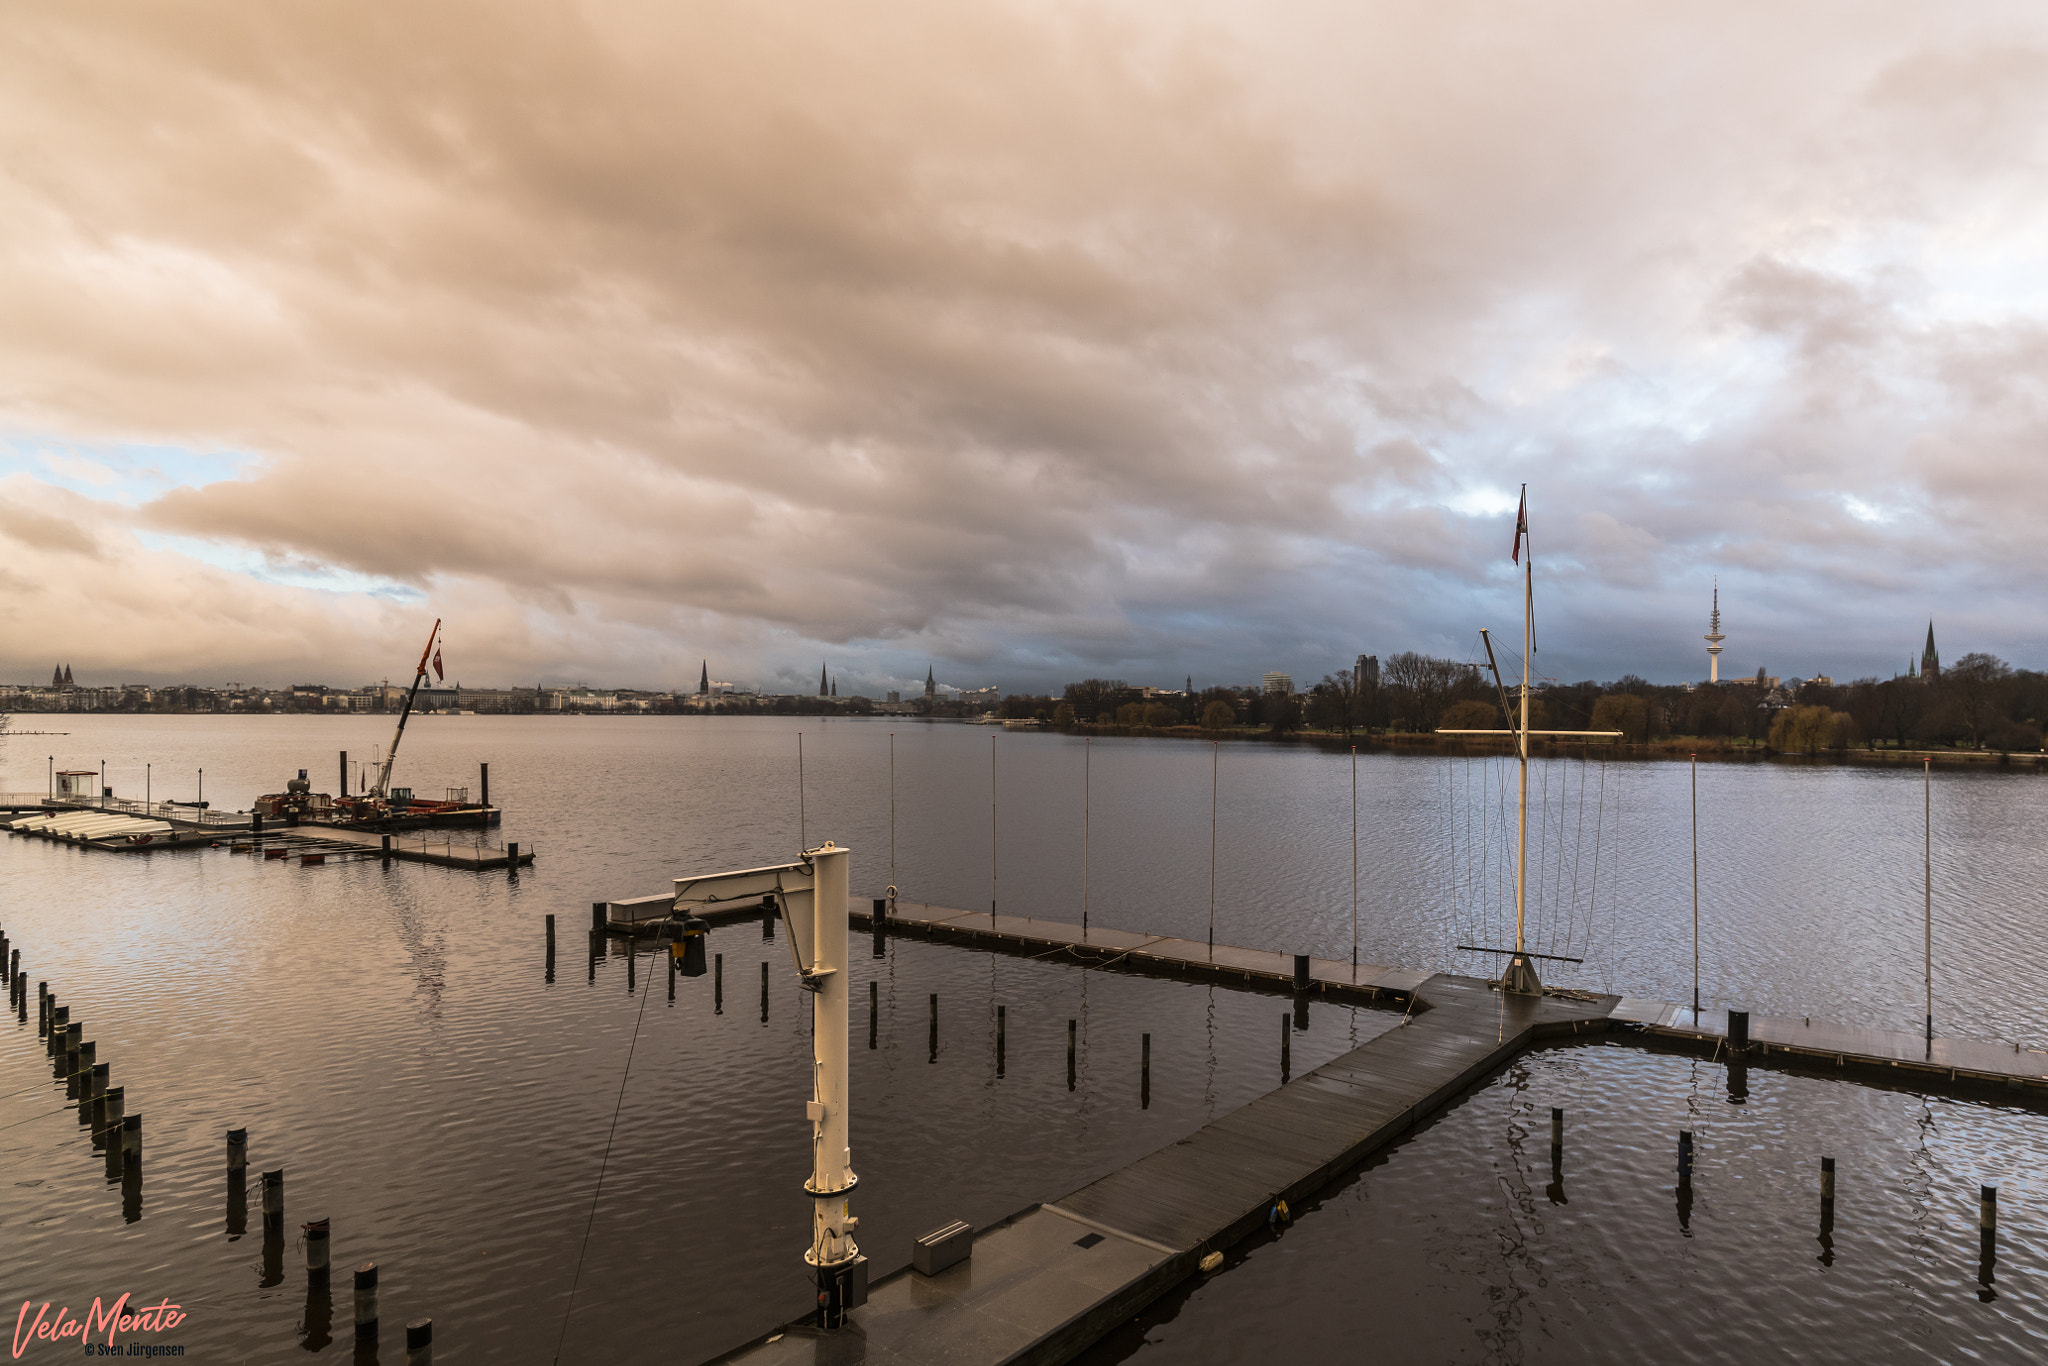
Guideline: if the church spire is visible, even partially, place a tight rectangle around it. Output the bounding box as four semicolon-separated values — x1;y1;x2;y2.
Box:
820;662;830;697
699;660;709;695
1921;621;1940;681
924;665;935;701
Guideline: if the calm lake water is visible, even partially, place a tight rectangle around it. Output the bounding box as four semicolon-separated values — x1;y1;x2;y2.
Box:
2;715;2045;1363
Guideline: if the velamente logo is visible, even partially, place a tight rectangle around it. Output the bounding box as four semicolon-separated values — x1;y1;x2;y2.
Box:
12;1295;186;1357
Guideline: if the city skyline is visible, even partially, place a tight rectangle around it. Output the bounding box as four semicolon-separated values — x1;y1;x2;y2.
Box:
5;4;2048;692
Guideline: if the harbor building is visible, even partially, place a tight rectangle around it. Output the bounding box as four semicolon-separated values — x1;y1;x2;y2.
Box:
1262;671;1293;695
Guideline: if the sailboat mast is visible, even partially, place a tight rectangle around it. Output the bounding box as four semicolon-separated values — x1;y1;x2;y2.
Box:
1516;550;1531;957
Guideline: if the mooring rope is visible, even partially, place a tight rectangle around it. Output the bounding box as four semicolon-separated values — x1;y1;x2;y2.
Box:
552;943;658;1365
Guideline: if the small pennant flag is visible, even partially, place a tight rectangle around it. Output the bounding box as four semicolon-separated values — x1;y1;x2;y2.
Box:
1511;486;1528;564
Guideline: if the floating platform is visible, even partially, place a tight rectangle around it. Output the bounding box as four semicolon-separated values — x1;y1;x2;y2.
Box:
236;827;535;871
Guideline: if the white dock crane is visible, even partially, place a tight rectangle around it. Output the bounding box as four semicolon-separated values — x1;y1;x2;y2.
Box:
669;843;866;1325
366;618;442;803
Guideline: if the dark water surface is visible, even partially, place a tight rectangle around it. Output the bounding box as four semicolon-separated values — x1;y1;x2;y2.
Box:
1084;1043;2048;1366
2;716;2045;1362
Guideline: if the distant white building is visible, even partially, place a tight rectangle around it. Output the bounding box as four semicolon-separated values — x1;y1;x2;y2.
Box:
1262;672;1293;696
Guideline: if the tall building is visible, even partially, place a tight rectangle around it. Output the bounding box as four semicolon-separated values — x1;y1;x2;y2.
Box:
1355;654;1379;689
1921;623;1940;682
1704;580;1725;683
1262;671;1293;696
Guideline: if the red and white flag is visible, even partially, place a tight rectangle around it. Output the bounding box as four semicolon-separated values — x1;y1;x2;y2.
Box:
1510;486;1528;564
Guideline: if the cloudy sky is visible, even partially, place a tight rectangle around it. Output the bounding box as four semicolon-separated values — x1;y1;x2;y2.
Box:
4;1;2046;695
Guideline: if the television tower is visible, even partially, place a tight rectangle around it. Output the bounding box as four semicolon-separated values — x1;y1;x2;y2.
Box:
1704;579;1725;683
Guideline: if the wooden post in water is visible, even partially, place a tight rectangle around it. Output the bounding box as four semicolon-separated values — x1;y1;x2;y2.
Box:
262;1168;285;1228
996;1005;1006;1078
868;980;878;1050
305;1218;331;1281
507;842;519;872
228;1128;248;1174
406;1318;433;1365
1140;1032;1150;1109
1677;1131;1694;1183
714;953;723;1013
1980;1183;1998;1299
1280;1013;1290;1082
480;761;489;809
928;993;939;1063
339;751;349;798
668;944;676;1002
1068;1019;1077;1091
354;1264;378;1340
592;902;606;937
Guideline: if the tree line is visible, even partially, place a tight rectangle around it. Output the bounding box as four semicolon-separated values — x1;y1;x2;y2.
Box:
1004;651;2048;752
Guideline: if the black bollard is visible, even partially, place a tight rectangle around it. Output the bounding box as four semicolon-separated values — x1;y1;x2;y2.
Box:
760;961;769;1023
1292;954;1310;992
1280;1013;1291;1082
305;1217;331;1281
868;981;878;1051
354;1263;379;1340
407;1318;433;1366
997;1005;1006;1078
507;841;519;873
592;902;607;937
1728;1010;1750;1052
381;834;391;861
715;953;723;1014
1141;1032;1150;1109
1068;1019;1077;1092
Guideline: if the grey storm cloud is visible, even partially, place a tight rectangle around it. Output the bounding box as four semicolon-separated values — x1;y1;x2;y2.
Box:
3;0;2048;691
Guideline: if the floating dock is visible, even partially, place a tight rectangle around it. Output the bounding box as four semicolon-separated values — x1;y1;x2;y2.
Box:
632;895;2048;1366
715;973;1613;1366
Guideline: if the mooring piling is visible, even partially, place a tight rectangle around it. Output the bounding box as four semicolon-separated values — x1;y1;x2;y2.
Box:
262;1168;285;1228
668;944;676;1002
305;1218;331;1281
1068;1019;1077;1091
1280;1013;1291;1082
507;841;519;873
1729;1009;1751;1051
1141;1033;1151;1109
354;1263;379;1339
627;945;636;995
545;914;556;983
480;761;490;809
121;1113;141;1159
929;993;939;1063
1550;1106;1564;1147
1292;954;1310;992
760;961;769;1023
1818;1156;1836;1265
1678;1131;1694;1183
1821;1155;1836;1203
872;898;887;958
715;953;723;1013
1980;1184;1999;1299
407;1317;433;1365
69;1039;94;1100
869;981;878;1051
997;1005;1007;1078
591;901;606;937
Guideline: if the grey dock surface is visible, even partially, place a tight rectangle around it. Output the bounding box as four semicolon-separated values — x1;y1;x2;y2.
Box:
853;899;1431;1004
714;974;1613;1366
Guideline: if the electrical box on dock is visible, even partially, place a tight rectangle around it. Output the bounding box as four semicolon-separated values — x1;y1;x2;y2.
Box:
913;1221;973;1276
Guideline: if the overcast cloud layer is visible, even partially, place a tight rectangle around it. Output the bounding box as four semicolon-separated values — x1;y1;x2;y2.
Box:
3;0;2047;694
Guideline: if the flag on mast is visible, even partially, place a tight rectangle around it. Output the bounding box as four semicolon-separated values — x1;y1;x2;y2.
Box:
432;644;444;681
1511;485;1528;563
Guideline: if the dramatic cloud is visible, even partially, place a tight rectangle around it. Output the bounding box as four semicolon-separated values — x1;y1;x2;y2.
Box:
3;0;2047;691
